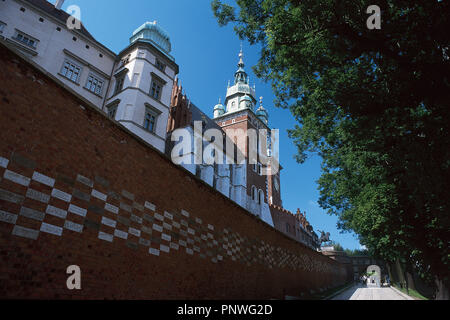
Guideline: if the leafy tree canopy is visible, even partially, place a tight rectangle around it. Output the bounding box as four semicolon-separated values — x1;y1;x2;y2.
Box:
212;0;450;292
344;248;369;257
329;241;344;251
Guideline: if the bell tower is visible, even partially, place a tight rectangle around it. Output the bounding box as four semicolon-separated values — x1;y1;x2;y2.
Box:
212;48;274;226
219;48;258;115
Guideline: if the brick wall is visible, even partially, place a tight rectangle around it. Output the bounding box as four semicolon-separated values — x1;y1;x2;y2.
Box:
270;205;315;247
0;43;348;299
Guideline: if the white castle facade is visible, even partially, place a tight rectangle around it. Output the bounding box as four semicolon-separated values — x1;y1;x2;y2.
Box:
0;0;279;227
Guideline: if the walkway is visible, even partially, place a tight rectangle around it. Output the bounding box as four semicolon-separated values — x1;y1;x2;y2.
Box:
331;283;414;300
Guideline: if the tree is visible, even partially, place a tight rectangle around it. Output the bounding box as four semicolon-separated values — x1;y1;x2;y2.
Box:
330;241;344;251
212;0;450;298
344;248;369;257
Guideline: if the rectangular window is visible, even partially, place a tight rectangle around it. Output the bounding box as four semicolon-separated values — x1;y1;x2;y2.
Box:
85;74;104;96
114;76;125;95
144;112;157;133
155;59;165;72
13;30;38;48
143;106;160;134
60;59;82;83
107;104;118;119
150;79;163;100
120;55;130;67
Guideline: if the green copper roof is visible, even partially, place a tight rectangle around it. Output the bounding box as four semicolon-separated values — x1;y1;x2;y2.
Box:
214;103;225;111
130;21;172;54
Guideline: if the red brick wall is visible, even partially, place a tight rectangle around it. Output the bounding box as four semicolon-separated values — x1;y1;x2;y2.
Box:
219;115;268;201
270;205;297;240
270;205;319;250
0;43;348;299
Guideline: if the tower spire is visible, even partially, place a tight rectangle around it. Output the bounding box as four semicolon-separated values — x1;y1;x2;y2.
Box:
235;45;248;84
238;44;244;68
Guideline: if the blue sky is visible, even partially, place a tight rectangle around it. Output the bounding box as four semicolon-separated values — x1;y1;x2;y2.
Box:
58;0;362;250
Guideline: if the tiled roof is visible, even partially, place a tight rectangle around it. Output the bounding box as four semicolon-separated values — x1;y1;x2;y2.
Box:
23;0;97;42
190;103;223;132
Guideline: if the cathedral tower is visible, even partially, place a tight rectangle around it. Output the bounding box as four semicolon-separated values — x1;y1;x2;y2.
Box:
213;49;275;223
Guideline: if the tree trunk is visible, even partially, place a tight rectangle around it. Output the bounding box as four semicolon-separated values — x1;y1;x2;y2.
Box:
406;270;416;291
395;259;406;289
386;263;393;286
403;269;409;293
435;277;449;300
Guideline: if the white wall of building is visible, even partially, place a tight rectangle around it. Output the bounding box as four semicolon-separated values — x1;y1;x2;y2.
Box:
1;0;276;228
260;202;274;227
0;0;116;108
105;45;175;153
215;164;231;197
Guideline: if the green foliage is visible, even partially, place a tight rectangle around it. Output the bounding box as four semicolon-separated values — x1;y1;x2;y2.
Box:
344;248;369;257
365;271;376;277
212;0;450;291
393;284;429;300
329;241;344;251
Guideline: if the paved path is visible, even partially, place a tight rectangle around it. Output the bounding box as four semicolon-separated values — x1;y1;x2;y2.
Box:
331;283;413;300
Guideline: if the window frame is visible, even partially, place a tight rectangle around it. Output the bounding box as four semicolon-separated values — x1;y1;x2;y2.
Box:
84;72;105;96
150;78;164;101
114;75;125;95
155;59;166;72
120;54;130;67
12;29;39;49
143;104;161;134
251;186;257;202
258;190;264;205
59;58;83;84
257;163;263;175
106;102;119;120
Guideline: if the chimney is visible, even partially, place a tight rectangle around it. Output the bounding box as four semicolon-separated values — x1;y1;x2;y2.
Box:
55;0;64;10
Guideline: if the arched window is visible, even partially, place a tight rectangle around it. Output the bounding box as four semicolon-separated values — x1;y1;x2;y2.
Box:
258;190;264;205
251;186;257;201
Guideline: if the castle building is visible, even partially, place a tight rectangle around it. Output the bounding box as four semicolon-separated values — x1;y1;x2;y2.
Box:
166;49;320;249
166;50;277;227
212;49;283;210
105;21;178;152
212;49;278;223
0;0;320;250
0;0;178;153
